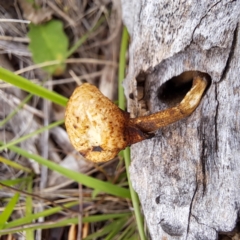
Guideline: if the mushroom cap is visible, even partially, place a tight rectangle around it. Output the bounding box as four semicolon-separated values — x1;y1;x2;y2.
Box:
65;83;129;162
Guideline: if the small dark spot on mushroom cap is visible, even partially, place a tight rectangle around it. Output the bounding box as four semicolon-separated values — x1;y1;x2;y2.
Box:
73;124;77;129
76;116;79;122
92;146;103;152
155;196;160;204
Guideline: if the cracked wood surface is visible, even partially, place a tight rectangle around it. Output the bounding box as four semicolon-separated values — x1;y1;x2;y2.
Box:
121;0;240;239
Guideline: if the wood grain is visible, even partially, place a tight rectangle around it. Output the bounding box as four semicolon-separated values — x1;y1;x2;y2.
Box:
121;0;240;239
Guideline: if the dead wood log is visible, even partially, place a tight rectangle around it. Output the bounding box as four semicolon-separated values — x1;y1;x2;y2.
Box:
121;1;240;239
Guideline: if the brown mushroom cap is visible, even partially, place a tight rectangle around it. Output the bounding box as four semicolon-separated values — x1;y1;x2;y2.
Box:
65;76;208;163
65;83;129;162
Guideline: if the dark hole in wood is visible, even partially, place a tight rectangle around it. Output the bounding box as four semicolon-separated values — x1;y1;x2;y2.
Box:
157;71;211;107
136;70;147;83
136;70;147;97
129;92;134;99
155;196;160;204
218;220;240;239
160;221;184;236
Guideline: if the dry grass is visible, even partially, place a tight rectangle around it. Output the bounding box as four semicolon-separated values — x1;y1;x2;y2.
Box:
0;1;135;239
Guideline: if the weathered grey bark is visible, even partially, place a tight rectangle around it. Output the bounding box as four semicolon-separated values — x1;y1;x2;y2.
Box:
121;1;240;239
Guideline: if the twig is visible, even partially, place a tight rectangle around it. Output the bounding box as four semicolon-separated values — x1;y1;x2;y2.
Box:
47;1;75;27
0;36;29;43
14;58;116;75
69;70;83;86
0;19;30;24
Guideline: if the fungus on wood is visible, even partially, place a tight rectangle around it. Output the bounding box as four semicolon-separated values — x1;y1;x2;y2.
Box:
65;75;207;163
121;0;240;239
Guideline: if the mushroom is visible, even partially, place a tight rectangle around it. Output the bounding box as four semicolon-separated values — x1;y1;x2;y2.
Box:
65;75;208;162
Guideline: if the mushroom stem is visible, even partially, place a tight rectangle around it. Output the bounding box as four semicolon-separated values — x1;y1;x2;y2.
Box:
65;74;208;162
130;75;208;133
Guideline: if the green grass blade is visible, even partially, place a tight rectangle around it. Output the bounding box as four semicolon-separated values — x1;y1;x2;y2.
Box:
0;178;31;187
119;222;136;240
118;26;147;240
1;213;131;235
5;201;79;229
83;213;131;223
2;218;80;235
0;193;20;229
0;156;32;173
105;216;128;240
0;67;68;106
118;27;128;110
25;177;34;240
127;234;140;240
124;148;146;240
83;218;122;240
1;143;131;199
0;120;64;152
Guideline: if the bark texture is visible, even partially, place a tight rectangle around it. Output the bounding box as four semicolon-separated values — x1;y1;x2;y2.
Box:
121;1;240;239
